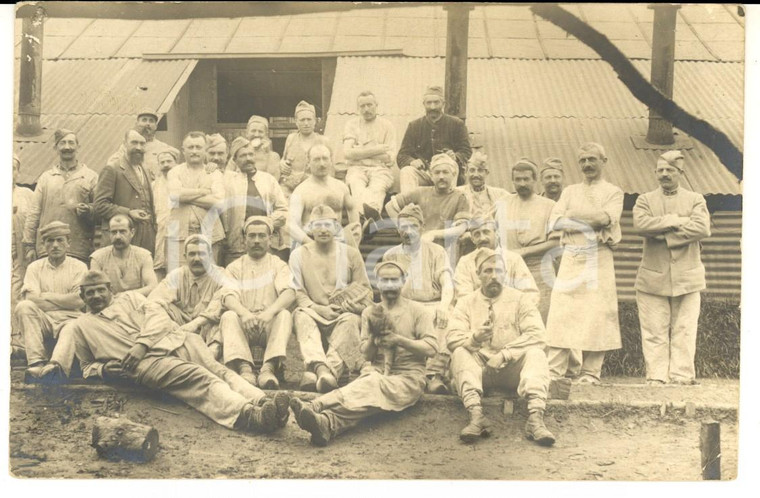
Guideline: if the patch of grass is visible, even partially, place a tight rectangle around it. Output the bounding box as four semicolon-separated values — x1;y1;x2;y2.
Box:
602;299;740;379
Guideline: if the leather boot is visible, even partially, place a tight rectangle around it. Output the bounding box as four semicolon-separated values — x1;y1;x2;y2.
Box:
258;361;280;390
459;405;491;443
525;409;556;447
238;400;277;433
426;374;449;395
299;371;317;392
262;391;290;428
291;398;331;447
315;363;338;393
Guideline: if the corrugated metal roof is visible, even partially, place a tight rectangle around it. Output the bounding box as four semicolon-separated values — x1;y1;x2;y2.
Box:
323;113;741;196
16;4;744;61
13;58;196;184
328;57;743;122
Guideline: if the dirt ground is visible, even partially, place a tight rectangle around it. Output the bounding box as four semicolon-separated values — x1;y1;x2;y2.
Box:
9;374;738;481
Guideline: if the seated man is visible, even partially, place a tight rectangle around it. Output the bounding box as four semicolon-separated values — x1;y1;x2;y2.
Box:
90;214;158;296
448;248;555;446
219;216;295;388
385;153;470;258
70;270;289;433
382;204;454;395
454;218;539;302
291;260;437;446
145;234;226;360
17;222;87;378
290;205;372;393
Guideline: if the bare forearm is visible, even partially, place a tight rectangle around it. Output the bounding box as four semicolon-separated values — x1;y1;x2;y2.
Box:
519;239;559;259
266;289;296;315
397;336;436;357
37;293;83;310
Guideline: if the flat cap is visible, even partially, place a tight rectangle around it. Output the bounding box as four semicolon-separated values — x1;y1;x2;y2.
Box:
430;153;458;173
474;247;502;272
541;157;564;174
79;270;111;288
424;85;444;98
397;203;424;224
308;204;339;223
230;136;251;160
206;133;227;150
137;107;159;120
247;115;269;129
40;221;71;241
242;215;273;235
295;100;316;117
53;129;76;146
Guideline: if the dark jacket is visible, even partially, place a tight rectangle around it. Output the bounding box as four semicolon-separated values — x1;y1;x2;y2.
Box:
397;114;472;179
94;153;156;255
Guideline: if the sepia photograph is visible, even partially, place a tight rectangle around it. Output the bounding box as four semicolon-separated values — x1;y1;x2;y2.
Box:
4;1;751;483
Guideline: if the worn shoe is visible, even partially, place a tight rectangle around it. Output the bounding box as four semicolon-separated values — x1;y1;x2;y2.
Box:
426;375;449;395
298;404;332;447
238;363;258;386
525;410;556;447
290;397;311;425
271;392;291;428
240;400;278;433
24;363;64;384
575;375;600;385
362;203;381;223
258;361;280;390
459;406;492;443
315;364;338;394
299;371;317;392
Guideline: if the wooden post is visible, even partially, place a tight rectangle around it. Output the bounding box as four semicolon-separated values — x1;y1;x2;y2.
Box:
646;4;680;145
92;416;159;462
16;5;46;137
444;5;472;121
700;420;721;480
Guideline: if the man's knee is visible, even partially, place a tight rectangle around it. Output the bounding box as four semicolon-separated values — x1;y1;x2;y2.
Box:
450;346;476;370
15;300;40;316
273;309;292;327
220;310;240;327
293;309;317;332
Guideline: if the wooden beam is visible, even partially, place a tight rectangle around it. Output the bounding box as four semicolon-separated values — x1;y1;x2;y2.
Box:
444;4;472;121
646;4;680;145
16;6;45;137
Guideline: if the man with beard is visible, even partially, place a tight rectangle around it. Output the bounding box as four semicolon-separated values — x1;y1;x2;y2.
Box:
145;235;226;361
500;158;560;322
16;222;87;378
167;131;225;267
291;260;437;447
68;270;289;434
397;85;472;193
108;109;170;182
290;205;372;393
633;151;711;386
205;133;228;174
24;129;98;264
290;144;362;248
545;143;624;385
540;158;565;202
90;214;157;296
386;154;470;253
381;204;454;394
280;101;330;197
454;218;538;301
343;91;397;222
95;130;157;255
245;115;281;180
456;151;511;220
218;216;295;388
222;137;288;265
152;147;180;280
448;248;555;446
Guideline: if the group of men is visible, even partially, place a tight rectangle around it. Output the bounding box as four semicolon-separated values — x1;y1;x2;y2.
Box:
11;84;711;447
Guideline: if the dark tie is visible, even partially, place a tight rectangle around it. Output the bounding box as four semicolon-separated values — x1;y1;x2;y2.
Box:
245;172;267;219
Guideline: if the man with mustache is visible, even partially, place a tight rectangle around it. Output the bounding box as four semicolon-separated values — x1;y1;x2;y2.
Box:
397;85;472;193
144;235;227;361
633;151;711;386
540;158;565;202
245;115;281;181
90;214;157;297
500;158;560;322
386;154;470;252
205;133;228;174
342;91;397;223
456;152;510;220
152;147;180;280
290;205;372;393
16;222;87;378
67;270;289;434
454;218;538;301
291;260;437;447
23;129;98;264
218;216;295;388
290;144;362;248
381;204;454;394
448;248;555;446
107;109;170;182
545;143;624;385
221;137;288;266
95;129;157;255
167;131;226;268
